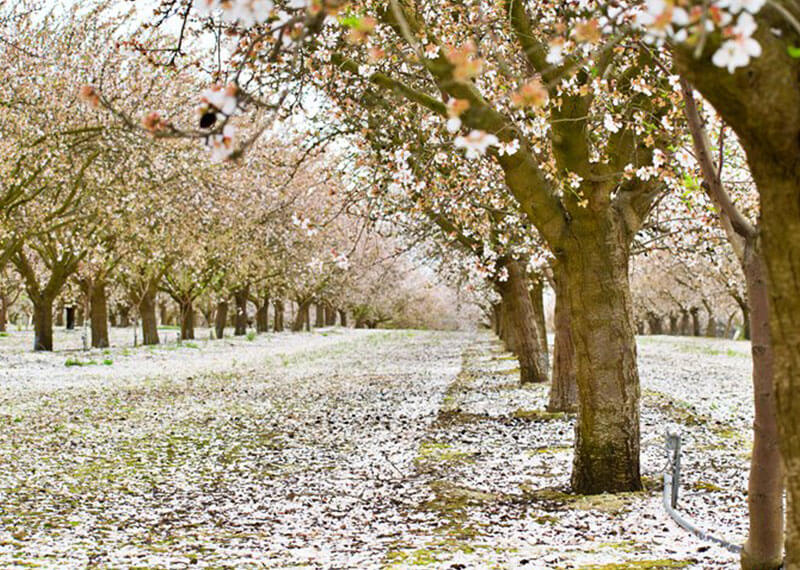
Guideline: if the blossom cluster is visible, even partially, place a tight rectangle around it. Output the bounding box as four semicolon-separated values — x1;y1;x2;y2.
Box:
637;0;766;72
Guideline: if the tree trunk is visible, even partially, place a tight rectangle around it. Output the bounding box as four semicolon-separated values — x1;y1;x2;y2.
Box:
668;313;679;335
705;314;717;338
690;307;701;337
140;286;159;346
562;221;641;494
179;299;194;340
292;300;310;332
0;294;7;332
159;300;168;327
325;303;336;326
305;304;311;331
338;309;347;328
495;259;548;385
530;276;550;372
315;302;325;328
234;287;249;336
55;302;64;327
740;239;783;570
89;278;110;348
679;309;691;336
66;306;76;330
33;296;54;351
547;265;578;413
756;165;800;569
273;299;285;332
256;295;269;333
214;300;228;340
646;312;663;335
737;298;752;341
118;304;131;328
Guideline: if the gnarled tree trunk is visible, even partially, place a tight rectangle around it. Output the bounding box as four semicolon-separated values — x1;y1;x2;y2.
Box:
562;219;641;494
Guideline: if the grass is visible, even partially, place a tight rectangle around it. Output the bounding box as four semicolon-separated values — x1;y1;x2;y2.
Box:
64;357;98;367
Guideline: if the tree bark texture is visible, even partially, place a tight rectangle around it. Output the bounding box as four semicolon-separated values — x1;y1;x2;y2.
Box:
89;278;110;348
548;265;578;413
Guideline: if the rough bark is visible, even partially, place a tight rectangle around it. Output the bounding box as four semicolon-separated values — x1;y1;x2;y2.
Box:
338;309;347;328
214;300;228;340
741;240;783;570
55;302;64;327
495;259;548;385
548;265;578;413
33;296;55;351
562;220;642;494
234;287;249;336
89;278;110;348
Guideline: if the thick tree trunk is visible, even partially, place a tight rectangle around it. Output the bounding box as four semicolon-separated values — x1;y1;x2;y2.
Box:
33;296;54;351
530;277;550;372
495;259;548;385
338;309;347;328
740;240;783;570
757;168;800;568
547;265;578;413
214;300;228;340
562;222;641;494
315;303;325;328
179;300;194;340
705;314;717;338
89;278;110;349
256;295;269;333
325;303;336;326
292;300;310;332
140;287;159;346
66;306;76;330
273;299;285;332
234;287;249;336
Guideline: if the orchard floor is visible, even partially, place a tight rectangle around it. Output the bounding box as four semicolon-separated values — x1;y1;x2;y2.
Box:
0;327;754;569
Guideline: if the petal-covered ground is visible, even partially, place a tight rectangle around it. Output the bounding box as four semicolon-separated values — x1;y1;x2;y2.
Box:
0;328;753;569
